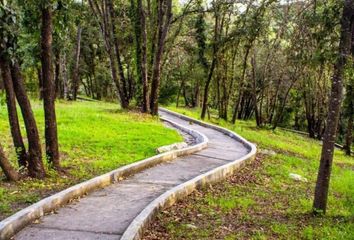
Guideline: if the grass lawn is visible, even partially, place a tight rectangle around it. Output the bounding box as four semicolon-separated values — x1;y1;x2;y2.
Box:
144;106;354;240
0;100;182;220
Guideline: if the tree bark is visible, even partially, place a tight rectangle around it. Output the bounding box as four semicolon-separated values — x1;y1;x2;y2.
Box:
11;62;46;178
313;0;354;214
344;113;353;156
251;53;261;127
0;142;19;181
54;50;61;99
72;25;82;101
201;7;219;120
344;19;354;156
231;45;251;124
133;0;149;112
107;0;130;108
38;67;43;100
41;5;60;168
0;58;28;167
200;57;216;119
149;0;173;115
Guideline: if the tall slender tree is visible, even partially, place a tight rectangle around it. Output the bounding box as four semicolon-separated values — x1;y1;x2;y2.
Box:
149;0;173;115
132;0;149;112
72;25;82;101
11;62;46;178
41;2;60;168
0;58;28;167
1;2;46;178
313;0;354;214
343;20;354;156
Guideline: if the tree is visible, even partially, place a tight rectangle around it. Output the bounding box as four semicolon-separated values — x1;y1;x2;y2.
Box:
72;24;82;101
88;0;132;109
41;2;60;168
343;21;354;156
149;0;173;115
132;0;149;112
0;2;46;178
0;142;19;181
313;0;354;214
0;57;28;167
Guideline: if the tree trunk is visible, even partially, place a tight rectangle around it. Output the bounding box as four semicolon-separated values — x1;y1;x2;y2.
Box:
232;45;251;124
0;58;28;167
313;0;354;214
72;25;82;101
107;0;130;109
88;0;129;108
0;142;19;181
41;5;60;169
272;78;297;130
344;113;353;156
11;62;46;178
38;67;43;100
201;8;220;120
54;50;61;99
201;57;216;119
61;52;69;99
251;53;260;127
133;0;149;112
149;0;173;115
344;19;354;156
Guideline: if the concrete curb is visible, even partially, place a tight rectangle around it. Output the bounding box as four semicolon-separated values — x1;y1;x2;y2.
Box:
121;108;257;240
0;117;208;240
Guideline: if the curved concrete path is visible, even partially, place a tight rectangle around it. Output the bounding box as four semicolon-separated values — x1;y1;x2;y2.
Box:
14;110;249;240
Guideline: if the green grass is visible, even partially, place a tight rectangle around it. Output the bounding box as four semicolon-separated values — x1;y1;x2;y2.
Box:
0;100;182;219
144;106;354;240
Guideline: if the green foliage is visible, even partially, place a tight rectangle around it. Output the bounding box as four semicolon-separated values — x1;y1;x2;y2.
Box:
0;3;19;59
194;0;208;70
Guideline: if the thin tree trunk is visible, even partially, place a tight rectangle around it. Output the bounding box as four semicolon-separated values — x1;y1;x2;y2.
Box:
149;0;173;115
61;52;69;99
0;59;28;167
38;67;43;100
133;0;149;112
272;78;297;130
107;0;130;108
11;62;46;178
41;5;60;168
313;0;354;214
231;45;251;124
201;8;219;120
201;57;217;120
0;142;19;181
344;19;354;156
54;50;61;99
344;113;353;156
251;53;260;127
88;0;129;108
72;25;82;101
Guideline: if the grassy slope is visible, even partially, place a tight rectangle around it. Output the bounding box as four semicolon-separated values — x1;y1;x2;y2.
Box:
0;101;182;219
144;106;353;240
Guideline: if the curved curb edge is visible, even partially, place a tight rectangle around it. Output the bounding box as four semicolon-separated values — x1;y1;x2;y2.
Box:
0;117;208;240
121;108;257;240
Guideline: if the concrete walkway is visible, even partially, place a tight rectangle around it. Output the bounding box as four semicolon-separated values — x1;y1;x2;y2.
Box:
15;110;249;240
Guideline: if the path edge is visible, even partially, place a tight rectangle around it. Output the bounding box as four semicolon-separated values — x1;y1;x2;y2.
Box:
121;108;257;240
0;117;208;240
